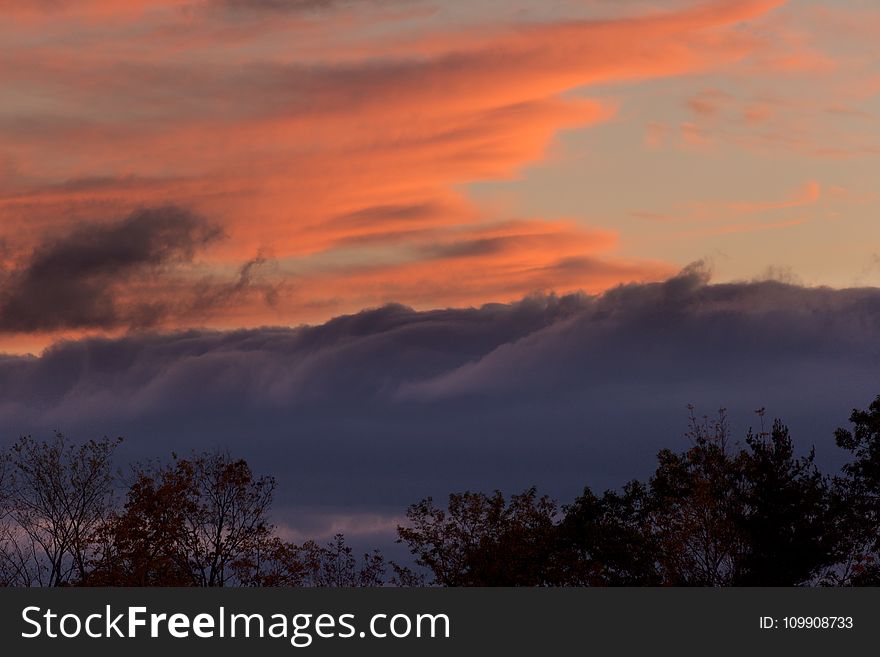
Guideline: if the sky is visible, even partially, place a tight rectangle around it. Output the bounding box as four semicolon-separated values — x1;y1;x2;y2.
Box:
1;0;879;545
2;0;879;353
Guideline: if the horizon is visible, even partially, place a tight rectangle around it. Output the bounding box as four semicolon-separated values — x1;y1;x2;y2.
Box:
3;261;872;357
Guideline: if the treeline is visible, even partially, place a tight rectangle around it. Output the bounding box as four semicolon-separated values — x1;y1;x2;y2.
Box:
2;396;880;586
0;445;402;587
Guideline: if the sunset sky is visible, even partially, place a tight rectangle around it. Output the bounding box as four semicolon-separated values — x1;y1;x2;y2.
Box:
1;0;879;544
3;0;879;354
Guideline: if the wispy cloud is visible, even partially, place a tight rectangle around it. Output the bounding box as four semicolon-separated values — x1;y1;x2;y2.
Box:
632;180;821;237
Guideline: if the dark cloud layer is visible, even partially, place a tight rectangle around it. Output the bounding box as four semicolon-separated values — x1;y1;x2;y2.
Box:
0;266;878;540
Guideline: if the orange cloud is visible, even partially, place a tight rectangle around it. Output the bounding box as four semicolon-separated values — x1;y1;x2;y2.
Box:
0;0;787;349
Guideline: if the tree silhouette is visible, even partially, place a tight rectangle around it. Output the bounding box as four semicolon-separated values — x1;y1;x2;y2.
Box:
397;487;558;586
647;409;744;585
830;395;880;584
0;434;120;586
734;419;831;585
396;406;848;587
236;534;391;587
88;458;199;585
90;451;275;586
559;481;660;585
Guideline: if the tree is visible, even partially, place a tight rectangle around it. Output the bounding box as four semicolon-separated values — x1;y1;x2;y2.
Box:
237;534;389;587
87;460;198;586
647;409;745;586
558;481;660;585
0;434;120;586
642;409;834;586
85;451;397;587
301;534;386;587
234;537;312;587
734;416;832;585
181;452;276;586
397;488;559;586
829;395;880;584
90;451;275;586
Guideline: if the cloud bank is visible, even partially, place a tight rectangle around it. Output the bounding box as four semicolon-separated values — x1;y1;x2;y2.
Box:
0;267;877;538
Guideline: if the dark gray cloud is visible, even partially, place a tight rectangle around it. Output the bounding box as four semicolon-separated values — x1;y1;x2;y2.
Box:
0;266;878;542
0;206;221;332
190;251;281;312
0;206;282;333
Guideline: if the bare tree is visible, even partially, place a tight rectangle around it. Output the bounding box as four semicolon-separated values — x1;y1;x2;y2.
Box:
0;434;120;586
238;534;388;587
303;534;386;587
